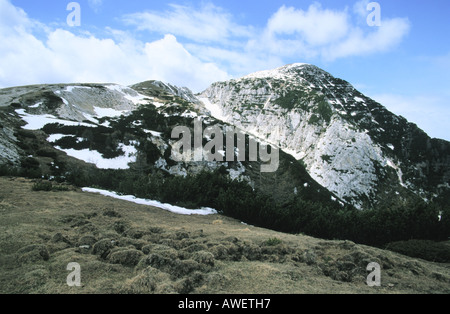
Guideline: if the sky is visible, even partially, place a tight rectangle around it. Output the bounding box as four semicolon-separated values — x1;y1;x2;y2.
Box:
1;0;449;140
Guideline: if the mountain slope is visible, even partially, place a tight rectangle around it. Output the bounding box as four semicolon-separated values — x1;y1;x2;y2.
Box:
199;63;450;209
0;79;341;211
1;177;449;294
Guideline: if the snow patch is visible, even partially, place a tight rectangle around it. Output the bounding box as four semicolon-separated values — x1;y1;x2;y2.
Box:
228;162;246;180
56;144;137;170
241;63;308;80
93;106;127;118
199;97;228;122
82;188;217;216
143;129;162;137
105;84;148;105
29;102;42;108
386;159;407;188
64;86;92;93
16;109;94;130
47;134;66;143
181;111;198;118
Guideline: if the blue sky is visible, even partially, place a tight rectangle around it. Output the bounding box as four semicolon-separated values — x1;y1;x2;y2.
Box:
2;0;449;140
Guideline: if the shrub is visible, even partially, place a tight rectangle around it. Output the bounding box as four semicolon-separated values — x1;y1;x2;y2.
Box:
32;181;69;192
16;244;50;264
109;249;144;267
32;181;53;192
0;164;19;177
51;185;69;192
21;157;40;169
385;240;450;263
36;149;58;158
308;114;321;125
264;238;283;246
274;90;310;110
42;92;63;110
92;239;115;259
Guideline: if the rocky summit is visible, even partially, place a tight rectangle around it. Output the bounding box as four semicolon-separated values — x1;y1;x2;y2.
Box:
199;63;450;209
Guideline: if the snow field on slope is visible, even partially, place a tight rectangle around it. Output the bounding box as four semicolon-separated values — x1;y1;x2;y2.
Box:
82;187;217;216
54;143;137;170
15;109;94;130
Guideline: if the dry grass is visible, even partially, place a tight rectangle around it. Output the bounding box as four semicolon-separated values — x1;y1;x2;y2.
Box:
0;177;449;294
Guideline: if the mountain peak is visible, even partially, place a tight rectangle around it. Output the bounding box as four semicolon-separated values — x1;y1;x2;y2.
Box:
240;63;312;80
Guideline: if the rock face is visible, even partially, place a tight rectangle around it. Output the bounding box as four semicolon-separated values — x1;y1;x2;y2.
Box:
0;83;151;166
0;83;149;120
0;123;21;165
199;63;450;209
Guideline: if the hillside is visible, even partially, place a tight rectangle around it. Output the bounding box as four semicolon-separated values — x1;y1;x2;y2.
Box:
0;177;449;294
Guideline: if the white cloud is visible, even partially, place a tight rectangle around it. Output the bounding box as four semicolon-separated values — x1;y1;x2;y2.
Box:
88;0;103;12
0;0;228;92
142;34;230;91
353;0;371;19
155;2;410;74
185;43;283;79
123;1;409;79
260;3;410;61
123;3;253;45
266;4;350;47
323;17;411;61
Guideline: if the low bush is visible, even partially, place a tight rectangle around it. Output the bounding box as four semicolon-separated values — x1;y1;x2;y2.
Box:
36;149;58;158
32;181;52;192
32;181;69;192
264;238;283;246
385;240;450;263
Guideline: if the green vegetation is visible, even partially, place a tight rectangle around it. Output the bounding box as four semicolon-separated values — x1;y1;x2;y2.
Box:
32;181;69;192
264;238;283;246
18;157;42;179
385;240;450;263
273;89;332;124
41;92;63;110
47;164;450;249
274;90;309;111
32;181;53;191
2;151;449;251
308;114;320;125
321;155;333;163
314;98;333;123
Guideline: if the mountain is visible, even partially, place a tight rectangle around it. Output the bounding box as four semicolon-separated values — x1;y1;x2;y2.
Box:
0;64;449;246
199;63;450;209
0;79;340;209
